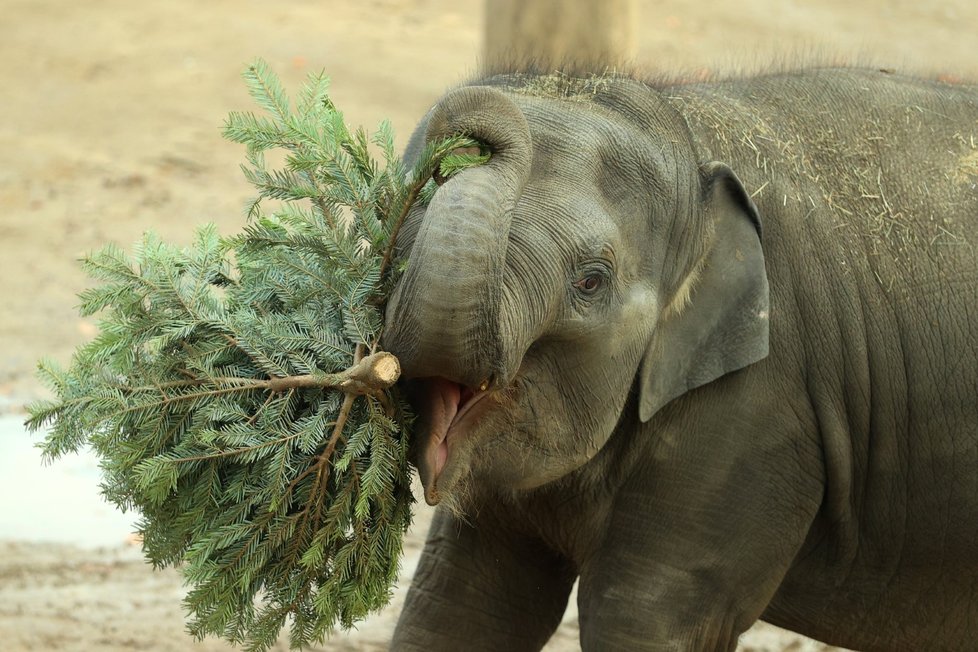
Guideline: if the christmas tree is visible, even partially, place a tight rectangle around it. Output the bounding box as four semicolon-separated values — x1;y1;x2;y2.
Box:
26;60;488;651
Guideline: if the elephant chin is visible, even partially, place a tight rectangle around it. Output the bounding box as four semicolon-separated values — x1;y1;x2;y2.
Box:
408;378;495;506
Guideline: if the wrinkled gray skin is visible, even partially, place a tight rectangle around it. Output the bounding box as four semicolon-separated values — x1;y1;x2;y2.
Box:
381;68;978;651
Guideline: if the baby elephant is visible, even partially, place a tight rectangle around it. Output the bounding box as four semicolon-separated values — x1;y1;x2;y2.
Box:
382;66;978;651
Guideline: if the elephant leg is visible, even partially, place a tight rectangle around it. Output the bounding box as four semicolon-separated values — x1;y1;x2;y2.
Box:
578;417;824;651
393;505;577;651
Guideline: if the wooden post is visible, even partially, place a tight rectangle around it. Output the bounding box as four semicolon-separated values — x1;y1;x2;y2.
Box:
483;0;637;72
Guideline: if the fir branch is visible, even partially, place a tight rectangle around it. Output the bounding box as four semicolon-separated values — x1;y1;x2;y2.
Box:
26;59;491;652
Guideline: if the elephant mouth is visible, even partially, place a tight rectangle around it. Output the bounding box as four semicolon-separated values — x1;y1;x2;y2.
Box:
409;377;493;505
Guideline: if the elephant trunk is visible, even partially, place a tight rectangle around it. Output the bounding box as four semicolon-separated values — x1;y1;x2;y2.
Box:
384;86;531;389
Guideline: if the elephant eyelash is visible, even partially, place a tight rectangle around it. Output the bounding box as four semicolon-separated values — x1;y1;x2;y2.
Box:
570;261;614;301
573;274;603;294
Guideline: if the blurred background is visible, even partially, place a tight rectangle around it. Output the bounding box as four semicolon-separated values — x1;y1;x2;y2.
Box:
1;1;975;650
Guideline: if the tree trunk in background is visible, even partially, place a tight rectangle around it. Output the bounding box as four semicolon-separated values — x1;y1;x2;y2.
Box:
483;0;637;72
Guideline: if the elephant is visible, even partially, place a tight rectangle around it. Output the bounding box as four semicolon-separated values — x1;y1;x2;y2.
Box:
381;66;978;651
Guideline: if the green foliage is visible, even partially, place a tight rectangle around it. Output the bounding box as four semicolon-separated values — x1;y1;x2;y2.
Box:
26;60;488;651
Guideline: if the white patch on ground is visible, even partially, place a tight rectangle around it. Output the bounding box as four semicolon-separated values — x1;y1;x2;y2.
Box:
0;415;139;548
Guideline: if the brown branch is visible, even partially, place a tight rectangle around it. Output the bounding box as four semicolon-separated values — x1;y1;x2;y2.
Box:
378;181;426;282
247;390;280;426
322;345;366;466
304;343;367;535
266;351;399;395
310;191;337;230
368;178;429;352
121;352;400;398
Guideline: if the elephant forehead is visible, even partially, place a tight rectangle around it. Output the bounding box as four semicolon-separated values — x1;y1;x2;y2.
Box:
511;94;674;207
511;189;621;246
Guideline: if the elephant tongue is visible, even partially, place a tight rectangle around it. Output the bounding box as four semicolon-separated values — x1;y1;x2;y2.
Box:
419;378;462;503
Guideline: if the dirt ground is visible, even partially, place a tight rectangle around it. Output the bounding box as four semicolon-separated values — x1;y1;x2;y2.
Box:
1;0;976;650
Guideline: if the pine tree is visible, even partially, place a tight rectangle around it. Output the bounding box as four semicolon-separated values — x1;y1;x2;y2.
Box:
26;60;489;651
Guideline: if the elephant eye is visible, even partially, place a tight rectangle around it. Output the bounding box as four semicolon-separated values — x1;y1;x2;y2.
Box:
573;274;603;294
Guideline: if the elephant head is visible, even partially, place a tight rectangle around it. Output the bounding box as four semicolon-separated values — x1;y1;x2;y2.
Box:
383;76;769;508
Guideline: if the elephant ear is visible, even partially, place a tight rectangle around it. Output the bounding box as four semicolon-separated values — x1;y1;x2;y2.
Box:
639;162;770;422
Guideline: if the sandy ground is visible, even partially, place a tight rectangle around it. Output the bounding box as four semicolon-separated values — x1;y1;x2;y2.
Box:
1;0;976;650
